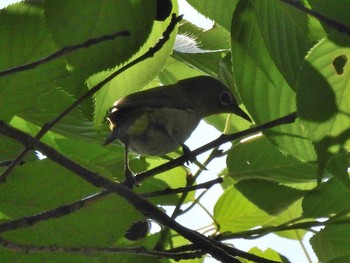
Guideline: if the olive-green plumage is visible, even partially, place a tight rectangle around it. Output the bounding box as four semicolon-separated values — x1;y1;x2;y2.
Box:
105;76;251;156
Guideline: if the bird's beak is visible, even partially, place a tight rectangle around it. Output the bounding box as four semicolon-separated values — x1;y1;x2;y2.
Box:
234;107;252;123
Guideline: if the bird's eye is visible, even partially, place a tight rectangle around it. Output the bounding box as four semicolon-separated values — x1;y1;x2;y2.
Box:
219;91;234;106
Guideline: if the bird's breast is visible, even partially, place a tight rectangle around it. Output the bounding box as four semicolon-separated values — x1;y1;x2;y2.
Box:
121;107;201;156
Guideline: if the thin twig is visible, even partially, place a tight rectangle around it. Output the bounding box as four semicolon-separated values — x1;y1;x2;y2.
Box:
0;191;109;233
0;14;183;183
0;31;130;78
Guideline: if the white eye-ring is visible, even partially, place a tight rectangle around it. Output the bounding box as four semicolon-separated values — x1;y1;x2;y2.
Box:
219;90;234;106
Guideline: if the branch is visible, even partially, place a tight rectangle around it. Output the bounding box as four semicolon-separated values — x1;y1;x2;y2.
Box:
135;112;297;184
0;31;130;78
279;0;350;37
0;121;240;262
0;236;202;260
0;14;182;183
0;191;109;233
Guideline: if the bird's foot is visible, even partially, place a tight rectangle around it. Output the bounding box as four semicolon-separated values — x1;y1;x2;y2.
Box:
123;167;139;188
182;144;207;170
182;144;197;164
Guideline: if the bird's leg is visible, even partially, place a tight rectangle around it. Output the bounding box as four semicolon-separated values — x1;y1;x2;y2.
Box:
123;143;138;188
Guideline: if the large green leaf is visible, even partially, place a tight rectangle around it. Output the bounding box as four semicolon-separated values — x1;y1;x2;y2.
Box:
0;2;68;121
44;0;156;78
18;87;100;140
227;136;317;183
296;37;350;178
235;179;306;215
311;224;350;263
308;0;350;43
214;186;272;232
262;199;306;240
231;0;317;162
251;0;311;87
302;177;350;218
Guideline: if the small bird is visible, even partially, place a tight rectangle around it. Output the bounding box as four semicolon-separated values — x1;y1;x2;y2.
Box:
104;76;251;186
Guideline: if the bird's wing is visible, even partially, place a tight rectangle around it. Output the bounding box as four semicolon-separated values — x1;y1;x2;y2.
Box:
113;85;196;111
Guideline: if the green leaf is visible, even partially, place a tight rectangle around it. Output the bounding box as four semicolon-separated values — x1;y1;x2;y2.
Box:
227;136;318;183
328;253;350;263
302;177;350;218
214;186;272;232
186;0;239;30
262;199;306;240
235;179;306;215
231;0;317;162
19;87;100;140
135;157;191;205
158;57;202;85
0;2;68;121
327;153;350;188
251;0;311;87
308;0;350;39
296;37;350;178
311;224;350;263
44;0;156;77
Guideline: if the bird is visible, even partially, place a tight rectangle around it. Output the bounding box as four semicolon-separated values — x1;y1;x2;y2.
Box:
104;76;251;187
